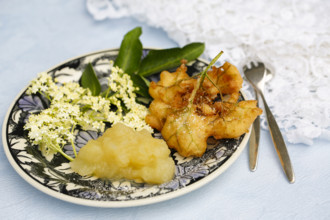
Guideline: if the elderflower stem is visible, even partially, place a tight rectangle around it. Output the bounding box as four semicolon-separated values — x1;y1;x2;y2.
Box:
70;125;78;158
205;74;224;101
49;142;74;161
104;81;112;98
38;91;51;101
200;51;223;84
58;149;74;162
188;51;224;107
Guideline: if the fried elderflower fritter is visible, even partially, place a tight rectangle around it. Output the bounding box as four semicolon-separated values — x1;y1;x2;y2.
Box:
146;61;262;157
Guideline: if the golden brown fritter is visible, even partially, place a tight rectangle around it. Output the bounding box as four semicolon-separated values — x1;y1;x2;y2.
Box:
161;108;216;157
202;62;243;103
146;62;262;157
211;100;262;139
149;64;195;105
145;99;173;131
203;62;243;96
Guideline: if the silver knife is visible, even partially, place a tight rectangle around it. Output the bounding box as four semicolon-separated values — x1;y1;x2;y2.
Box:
259;90;295;183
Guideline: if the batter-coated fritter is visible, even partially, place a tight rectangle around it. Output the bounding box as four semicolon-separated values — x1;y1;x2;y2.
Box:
146;62;262;157
149;64;195;105
160;101;261;157
161;108;215;157
211;100;262;139
203;62;243;102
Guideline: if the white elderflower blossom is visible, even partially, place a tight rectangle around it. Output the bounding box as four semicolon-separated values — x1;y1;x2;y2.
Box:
25;64;152;161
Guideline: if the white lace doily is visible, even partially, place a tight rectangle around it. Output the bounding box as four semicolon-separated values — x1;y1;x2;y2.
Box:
86;0;330;145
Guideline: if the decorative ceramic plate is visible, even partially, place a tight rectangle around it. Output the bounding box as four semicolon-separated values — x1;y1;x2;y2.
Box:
2;48;250;207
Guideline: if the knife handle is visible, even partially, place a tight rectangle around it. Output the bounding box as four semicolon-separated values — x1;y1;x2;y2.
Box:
259;91;295;183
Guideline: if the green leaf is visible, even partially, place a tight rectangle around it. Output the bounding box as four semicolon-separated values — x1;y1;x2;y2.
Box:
129;73;151;99
80;63;101;96
181;42;205;61
137;42;205;76
114;27;148;99
114;27;143;74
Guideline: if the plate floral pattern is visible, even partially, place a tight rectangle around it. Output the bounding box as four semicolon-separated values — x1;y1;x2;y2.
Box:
3;48;249;207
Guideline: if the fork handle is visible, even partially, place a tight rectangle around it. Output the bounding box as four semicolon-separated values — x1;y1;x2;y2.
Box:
249;90;260;172
258;91;295;183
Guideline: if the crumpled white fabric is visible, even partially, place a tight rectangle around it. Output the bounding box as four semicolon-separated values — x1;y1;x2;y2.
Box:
86;0;330;145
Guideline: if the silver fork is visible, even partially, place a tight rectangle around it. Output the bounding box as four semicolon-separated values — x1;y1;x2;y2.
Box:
249;87;260;172
248;68;273;172
243;62;295;183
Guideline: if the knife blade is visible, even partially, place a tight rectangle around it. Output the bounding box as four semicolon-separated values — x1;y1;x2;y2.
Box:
259;91;295;183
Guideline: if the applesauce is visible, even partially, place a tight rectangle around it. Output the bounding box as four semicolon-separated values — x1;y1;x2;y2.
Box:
70;123;175;184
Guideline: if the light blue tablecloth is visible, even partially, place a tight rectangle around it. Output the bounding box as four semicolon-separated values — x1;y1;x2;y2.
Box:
1;1;330;219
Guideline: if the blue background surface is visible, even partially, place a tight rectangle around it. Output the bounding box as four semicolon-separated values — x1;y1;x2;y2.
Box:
1;1;330;219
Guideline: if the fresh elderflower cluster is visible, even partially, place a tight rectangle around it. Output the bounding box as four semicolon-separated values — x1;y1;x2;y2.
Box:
25;64;152;161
